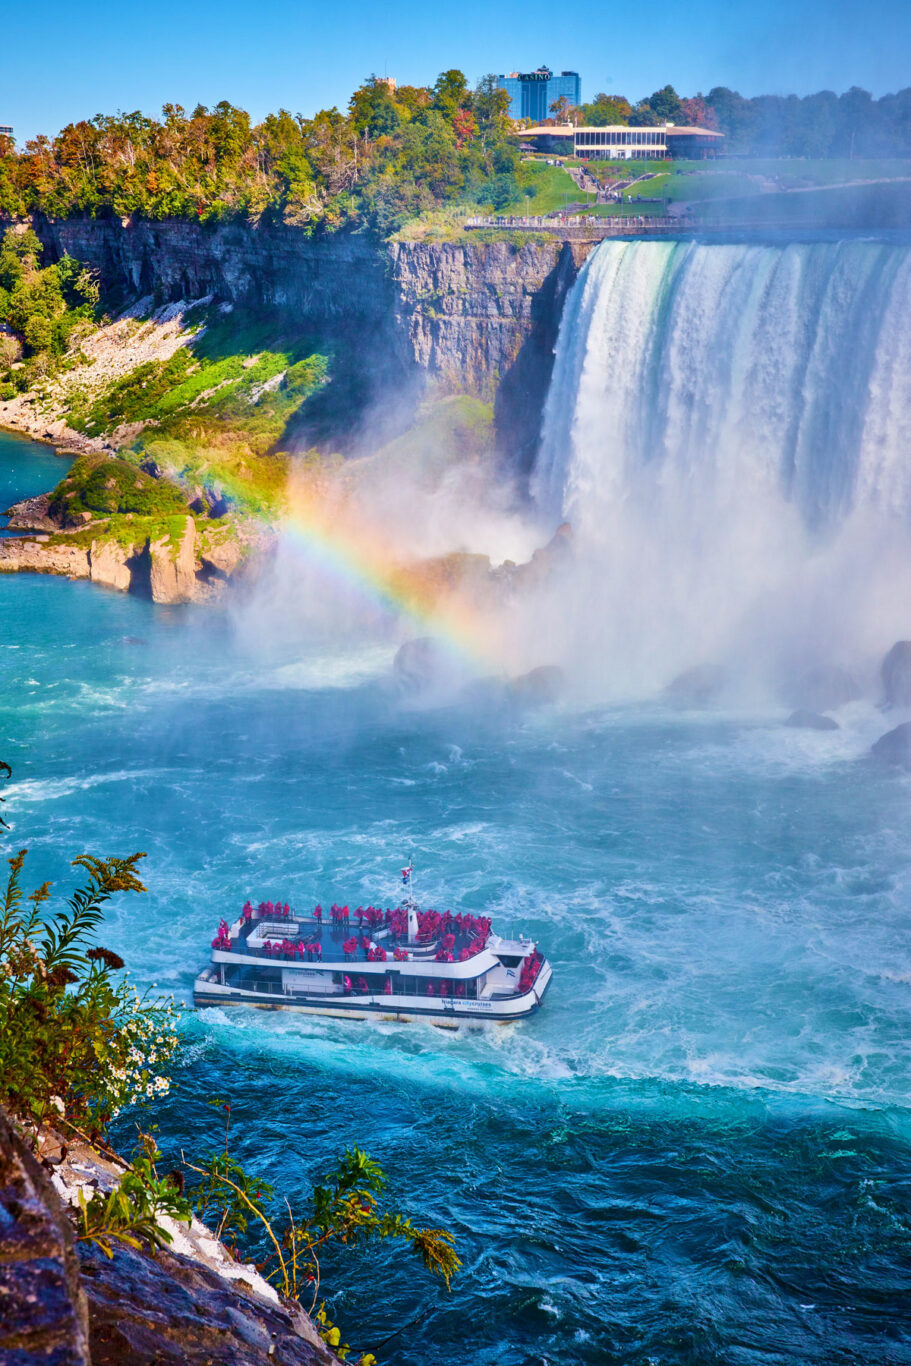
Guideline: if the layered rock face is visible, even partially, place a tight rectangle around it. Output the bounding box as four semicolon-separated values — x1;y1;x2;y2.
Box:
0;1109;90;1366
36;219;393;323
34;219;593;418
0;1110;340;1366
0;520;256;604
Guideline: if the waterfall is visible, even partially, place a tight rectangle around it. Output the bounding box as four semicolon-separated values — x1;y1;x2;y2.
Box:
531;238;911;699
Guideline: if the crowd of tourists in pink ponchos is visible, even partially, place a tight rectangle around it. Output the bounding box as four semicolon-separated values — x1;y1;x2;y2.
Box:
208;898;543;1000
212;898;494;964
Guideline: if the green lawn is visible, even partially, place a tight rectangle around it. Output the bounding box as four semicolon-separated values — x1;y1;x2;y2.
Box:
511;162;595;215
587;159;673;182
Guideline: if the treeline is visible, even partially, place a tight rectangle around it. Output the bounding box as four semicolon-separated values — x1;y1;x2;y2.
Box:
0;72;519;234
576;84;911;158
2;75;908;239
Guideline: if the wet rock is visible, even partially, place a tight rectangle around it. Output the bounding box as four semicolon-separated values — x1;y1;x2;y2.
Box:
80;1237;339;1366
393;637;449;692
785;709;839;731
881;641;911;707
790;664;861;712
871;722;911;769
509;664;565;706
0;1108;91;1365
665;664;726;707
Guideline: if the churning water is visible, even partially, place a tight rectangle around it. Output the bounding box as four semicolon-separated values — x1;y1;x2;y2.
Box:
3;230;911;1364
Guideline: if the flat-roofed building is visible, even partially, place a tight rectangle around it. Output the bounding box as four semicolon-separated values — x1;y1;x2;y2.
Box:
516;123;722;160
0;126;13;139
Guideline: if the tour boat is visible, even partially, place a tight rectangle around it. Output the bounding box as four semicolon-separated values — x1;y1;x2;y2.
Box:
193;863;552;1026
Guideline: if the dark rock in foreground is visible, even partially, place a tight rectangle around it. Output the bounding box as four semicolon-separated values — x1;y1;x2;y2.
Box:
0;1108;90;1365
81;1234;336;1366
462;664;565;712
393;637;450;692
0;1106;339;1366
881;641;911;707
871;722;911;768
785;710;840;731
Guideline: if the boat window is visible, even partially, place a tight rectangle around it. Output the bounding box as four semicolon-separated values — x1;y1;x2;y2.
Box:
498;955;522;968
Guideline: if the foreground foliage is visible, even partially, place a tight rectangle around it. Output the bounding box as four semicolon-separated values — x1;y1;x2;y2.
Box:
0;846;178;1135
0;765;459;1363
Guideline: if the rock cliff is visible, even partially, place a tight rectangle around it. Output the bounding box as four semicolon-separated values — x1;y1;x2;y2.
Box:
0;518;259;604
34;219;594;436
0;1108;339;1366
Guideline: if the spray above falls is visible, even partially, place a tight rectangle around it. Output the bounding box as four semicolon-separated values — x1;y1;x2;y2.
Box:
531;237;911;700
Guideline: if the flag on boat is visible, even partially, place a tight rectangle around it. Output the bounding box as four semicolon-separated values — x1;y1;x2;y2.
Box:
402;867;411;884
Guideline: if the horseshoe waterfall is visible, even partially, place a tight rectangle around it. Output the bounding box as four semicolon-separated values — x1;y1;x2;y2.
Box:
534;237;911;698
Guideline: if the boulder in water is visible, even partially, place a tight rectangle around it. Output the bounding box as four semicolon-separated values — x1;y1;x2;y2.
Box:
393;638;448;693
785;709;839;731
881;641;911;707
790;664;860;712
665;664;725;707
871;721;911;768
462;664;565;713
509;665;565;707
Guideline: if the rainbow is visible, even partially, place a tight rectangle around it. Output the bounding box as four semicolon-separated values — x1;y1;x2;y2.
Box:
280;482;502;672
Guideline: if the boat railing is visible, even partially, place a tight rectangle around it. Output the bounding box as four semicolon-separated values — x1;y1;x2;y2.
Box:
225;912;488;964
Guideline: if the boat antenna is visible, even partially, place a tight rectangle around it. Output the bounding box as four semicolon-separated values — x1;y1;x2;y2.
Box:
402;855;418;942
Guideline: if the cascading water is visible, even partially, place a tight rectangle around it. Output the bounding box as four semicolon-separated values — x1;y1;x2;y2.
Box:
533;238;911;698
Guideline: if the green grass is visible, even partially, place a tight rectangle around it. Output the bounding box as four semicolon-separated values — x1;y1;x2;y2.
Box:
587;159;673;182
510;163;595;215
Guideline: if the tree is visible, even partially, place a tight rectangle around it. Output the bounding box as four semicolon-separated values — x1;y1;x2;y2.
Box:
643;85;684;123
349;77;402;139
432;69;470;121
549;96;572;122
582;93;633;126
473;75;512;140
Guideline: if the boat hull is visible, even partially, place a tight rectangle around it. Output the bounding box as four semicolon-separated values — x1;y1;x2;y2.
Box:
194;962;552;1026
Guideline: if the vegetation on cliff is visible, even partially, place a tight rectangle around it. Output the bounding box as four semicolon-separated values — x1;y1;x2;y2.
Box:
0;227;100;382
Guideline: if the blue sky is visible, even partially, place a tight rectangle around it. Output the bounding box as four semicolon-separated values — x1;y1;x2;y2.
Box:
5;0;910;142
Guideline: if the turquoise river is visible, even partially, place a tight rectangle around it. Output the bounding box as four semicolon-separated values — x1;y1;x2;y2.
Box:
3;235;911;1366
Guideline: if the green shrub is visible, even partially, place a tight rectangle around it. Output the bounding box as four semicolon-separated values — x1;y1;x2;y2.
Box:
0;846;179;1136
48;456;187;523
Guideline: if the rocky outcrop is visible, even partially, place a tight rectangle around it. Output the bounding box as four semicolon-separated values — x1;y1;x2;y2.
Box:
35;219;393;324
148;518;198;604
0;1109;91;1366
0;1111;339;1366
665;664;726;707
871;721;911;768
4;491;59;531
789;664;860;712
89;538;133;591
785;709;840;731
0;536;91;579
81;1235;338;1366
881;641;911;707
0;520;258;604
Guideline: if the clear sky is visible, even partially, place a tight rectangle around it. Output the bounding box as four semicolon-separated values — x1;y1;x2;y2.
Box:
4;0;910;143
